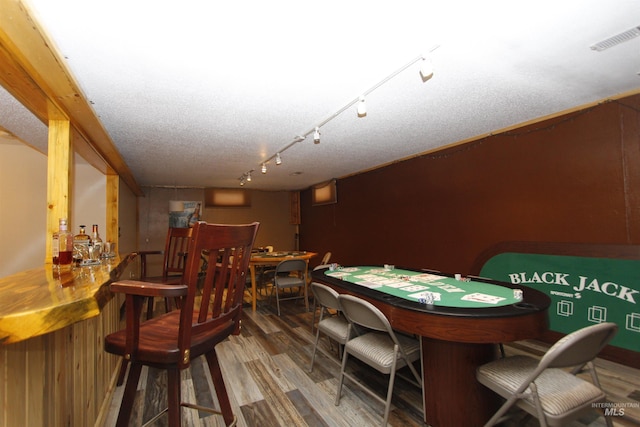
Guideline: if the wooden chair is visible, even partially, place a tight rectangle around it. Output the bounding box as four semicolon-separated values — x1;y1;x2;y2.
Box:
116;226;193;386
105;221;259;427
139;226;193;318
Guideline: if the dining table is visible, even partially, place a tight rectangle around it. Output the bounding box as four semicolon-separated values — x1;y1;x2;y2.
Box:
248;250;317;311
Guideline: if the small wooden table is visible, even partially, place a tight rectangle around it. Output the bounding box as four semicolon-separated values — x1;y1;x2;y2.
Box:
248;251;317;311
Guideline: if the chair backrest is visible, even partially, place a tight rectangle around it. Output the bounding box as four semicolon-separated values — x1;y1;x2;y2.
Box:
321;252;332;265
276;259;307;274
541;322;618;370
338;294;392;333
177;221;259;367
311;282;341;311
162;227;193;279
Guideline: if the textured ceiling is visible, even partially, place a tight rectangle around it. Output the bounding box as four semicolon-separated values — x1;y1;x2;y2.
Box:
2;0;640;190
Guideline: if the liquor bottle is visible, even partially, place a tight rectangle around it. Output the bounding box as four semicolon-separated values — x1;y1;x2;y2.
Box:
53;218;73;266
74;225;91;265
91;224;103;258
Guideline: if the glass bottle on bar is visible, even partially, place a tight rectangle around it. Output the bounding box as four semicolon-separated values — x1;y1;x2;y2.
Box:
91;224;103;259
74;225;91;266
53;218;73;266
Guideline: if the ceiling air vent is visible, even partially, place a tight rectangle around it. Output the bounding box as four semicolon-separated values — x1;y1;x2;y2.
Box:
590;26;640;51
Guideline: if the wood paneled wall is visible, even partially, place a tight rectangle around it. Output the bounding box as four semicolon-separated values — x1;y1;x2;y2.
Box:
300;95;640;274
0;294;123;426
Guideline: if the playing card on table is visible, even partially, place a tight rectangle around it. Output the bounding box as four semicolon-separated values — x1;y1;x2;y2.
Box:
461;292;505;304
400;284;429;292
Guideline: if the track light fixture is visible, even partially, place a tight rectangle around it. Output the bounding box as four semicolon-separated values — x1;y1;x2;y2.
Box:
357;96;367;118
420;55;434;82
237;45;440;185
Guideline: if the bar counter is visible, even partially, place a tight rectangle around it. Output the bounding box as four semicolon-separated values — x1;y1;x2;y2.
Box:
0;254;137;426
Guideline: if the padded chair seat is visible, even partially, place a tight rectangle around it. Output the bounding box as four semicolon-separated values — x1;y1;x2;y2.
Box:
477;355;606;416
346;331;421;374
276;276;305;287
318;315;350;343
270;259;309;315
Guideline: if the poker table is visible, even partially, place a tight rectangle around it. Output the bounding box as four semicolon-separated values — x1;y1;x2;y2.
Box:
311;266;550;427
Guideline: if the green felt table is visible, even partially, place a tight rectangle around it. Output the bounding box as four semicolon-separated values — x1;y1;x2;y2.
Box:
312;265;550;427
325;266;521;308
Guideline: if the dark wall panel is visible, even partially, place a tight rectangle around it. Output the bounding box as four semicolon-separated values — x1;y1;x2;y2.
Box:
300;95;640;274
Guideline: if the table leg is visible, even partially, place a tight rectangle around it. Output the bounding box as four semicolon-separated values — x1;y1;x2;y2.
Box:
421;337;500;426
249;265;257;312
304;260;310;311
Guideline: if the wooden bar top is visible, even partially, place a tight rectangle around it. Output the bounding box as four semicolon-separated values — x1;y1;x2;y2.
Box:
0;253;136;344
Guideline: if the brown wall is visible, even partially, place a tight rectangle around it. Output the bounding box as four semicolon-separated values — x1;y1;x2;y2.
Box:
300;94;640;274
138;187;297;276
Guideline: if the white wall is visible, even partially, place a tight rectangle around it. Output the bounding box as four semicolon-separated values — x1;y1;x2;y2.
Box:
0;141;47;277
0;138;139;278
72;156;107;246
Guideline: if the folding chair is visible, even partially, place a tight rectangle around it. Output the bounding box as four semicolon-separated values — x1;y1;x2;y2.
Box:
476;322;618;427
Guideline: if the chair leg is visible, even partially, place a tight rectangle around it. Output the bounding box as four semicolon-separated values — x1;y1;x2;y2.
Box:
335;349;349;406
205;349;235;426
167;368;181;427
310;299;317;333
483;394;520;427
116;358;128;386
309;325;322;372
381;348;400;427
116;361;143;427
146;296;155;319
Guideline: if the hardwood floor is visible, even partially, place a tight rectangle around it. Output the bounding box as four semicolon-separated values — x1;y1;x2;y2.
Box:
103;289;640;427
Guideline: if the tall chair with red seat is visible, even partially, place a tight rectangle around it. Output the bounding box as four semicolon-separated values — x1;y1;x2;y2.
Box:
139;226;193;317
115;226;193;386
105;221;259;427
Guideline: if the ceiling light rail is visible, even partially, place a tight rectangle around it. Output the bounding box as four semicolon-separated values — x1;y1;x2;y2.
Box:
237;44;440;185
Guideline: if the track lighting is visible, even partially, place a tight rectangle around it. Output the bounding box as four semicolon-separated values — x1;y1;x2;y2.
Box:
357;96;367;118
237;46;439;183
420;55;434;82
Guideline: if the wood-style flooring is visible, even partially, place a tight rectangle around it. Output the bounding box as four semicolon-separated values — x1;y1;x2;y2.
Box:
102;288;640;427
